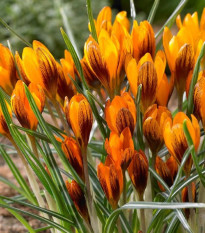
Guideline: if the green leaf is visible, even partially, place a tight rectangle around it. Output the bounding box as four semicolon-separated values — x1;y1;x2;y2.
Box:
183;120;205;186
135;84;145;150
187;42;205;116
0;176;24;195
104;202;204;233
0;202;70;233
10;123;50;142
0;198;35;233
0;17;32;47
155;0;188;39
86;0;98;42
147;0;160;24
130;0;136;21
0;145;36;204
0;195;74;225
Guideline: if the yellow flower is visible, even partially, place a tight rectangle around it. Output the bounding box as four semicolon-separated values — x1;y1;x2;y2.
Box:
126;51;169;113
16;40;58;100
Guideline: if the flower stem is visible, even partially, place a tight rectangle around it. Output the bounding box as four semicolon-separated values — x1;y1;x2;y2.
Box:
178;91;183;112
27;134;39;159
82;147;99;233
11;139;48;219
45;98;59;128
122;170;127;205
53;99;70;136
138;193;146;233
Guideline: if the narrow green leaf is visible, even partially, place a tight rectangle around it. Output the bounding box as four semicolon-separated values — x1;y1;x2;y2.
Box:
0;176;24;195
0;202;70;233
0;145;36;204
104;202;205;233
1;195;74;225
86;0;98;41
130;0;136;21
86;90;105;111
0;17;32;47
183;120;205;186
10;123;50;142
147;0;160;23
187;42;205;116
135;84;145;150
0;198;35;233
155;0;188;39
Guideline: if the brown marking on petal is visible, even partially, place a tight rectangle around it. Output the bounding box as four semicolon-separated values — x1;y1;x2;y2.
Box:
138;61;157;113
121;148;133;170
78;100;93;147
36;47;58;99
175;44;194;94
116;107;134;135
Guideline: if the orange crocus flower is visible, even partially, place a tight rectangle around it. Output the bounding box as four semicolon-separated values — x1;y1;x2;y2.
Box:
16;40;58;100
105;127;134;170
163;27;196;100
66;180;90;223
97;157;123;209
0;102;12;139
92;6;130;37
64;94;93;149
143;104;172;155
163;112;200;176
155;155;178;191
11;80;45;130
126;51;169;112
62;137;84;181
131;20;155;62
105;92;136;135
128;150;149;198
0;43;18;95
84;23;132;98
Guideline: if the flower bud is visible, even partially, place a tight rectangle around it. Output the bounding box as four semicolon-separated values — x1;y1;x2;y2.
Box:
11;80;45;130
64;94;93;148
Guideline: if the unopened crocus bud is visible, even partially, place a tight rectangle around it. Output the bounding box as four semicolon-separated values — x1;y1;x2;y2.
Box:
11;80;45;130
64;94;93;148
105;127;134;170
0;102;12;139
0;43;18;95
155;155;178;191
105;92;136;135
66;180;90;223
164;112;200;176
128;150;148;198
62;137;84;181
143;104;172;155
97;158;123;209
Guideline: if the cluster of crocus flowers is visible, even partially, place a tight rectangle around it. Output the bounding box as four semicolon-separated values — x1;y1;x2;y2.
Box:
163;112;200;176
0;43;18;95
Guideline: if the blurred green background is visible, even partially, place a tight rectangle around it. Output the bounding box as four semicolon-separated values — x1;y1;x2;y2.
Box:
0;0;204;59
